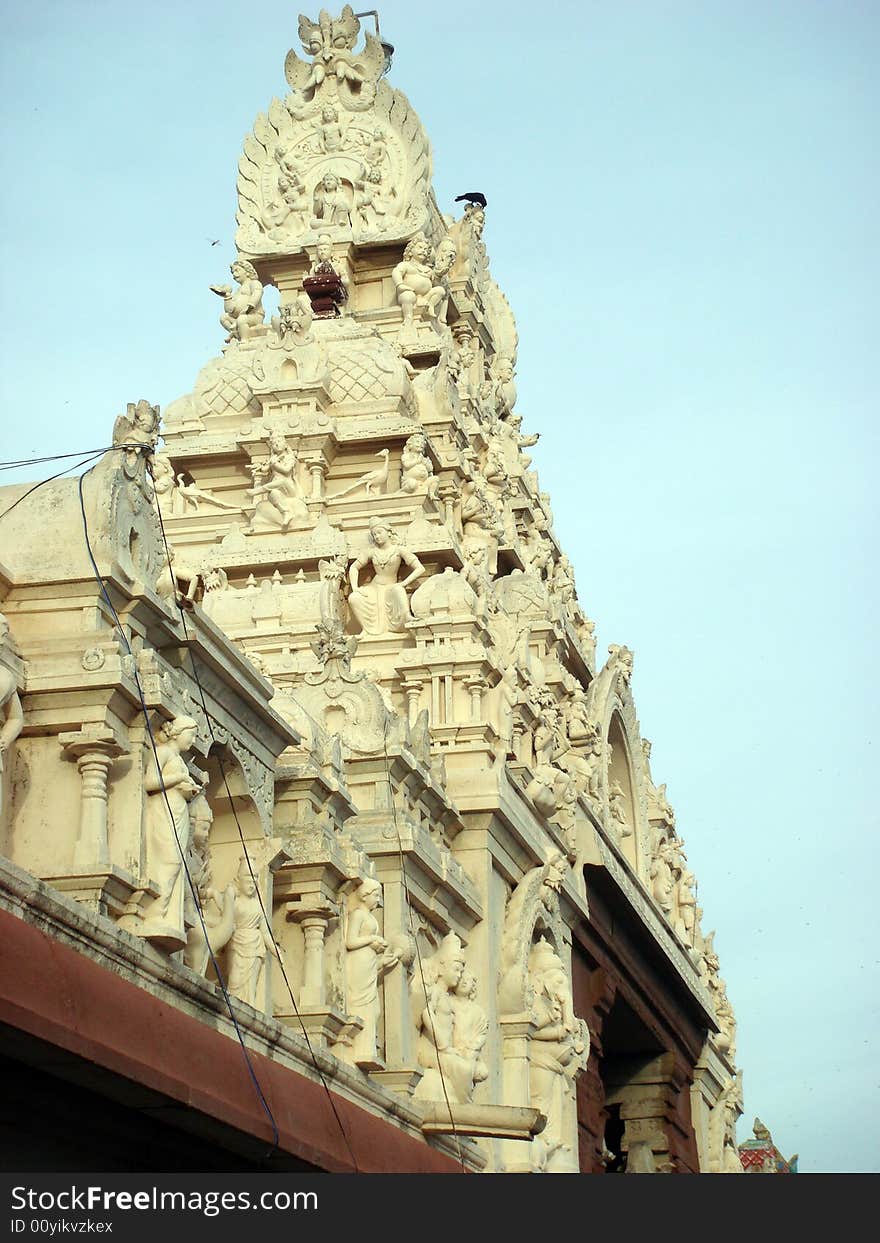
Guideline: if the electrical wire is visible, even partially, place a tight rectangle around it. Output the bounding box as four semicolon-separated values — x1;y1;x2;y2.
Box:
147;462;360;1174
0;451;109;522
0;446;119;471
75;463;282;1156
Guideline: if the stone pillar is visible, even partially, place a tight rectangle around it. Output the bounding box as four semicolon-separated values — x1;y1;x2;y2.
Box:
401;678;424;726
59;729;126;871
439;483;458;532
285;904;336;1008
464;676;483;721
497;1014;537;1173
307;457;329;501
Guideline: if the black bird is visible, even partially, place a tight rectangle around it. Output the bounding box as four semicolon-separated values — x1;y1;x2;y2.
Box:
454;192;487;208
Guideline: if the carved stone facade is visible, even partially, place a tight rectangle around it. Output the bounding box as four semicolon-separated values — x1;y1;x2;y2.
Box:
0;10;740;1173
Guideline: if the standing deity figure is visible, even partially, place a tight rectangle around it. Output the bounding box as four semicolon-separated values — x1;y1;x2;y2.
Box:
348;518;424;636
353;164;390;230
210;260;266;343
399;432;437;496
227;857;281;1008
675;864;697;946
140;716;204;952
448;201;487;285
608;779;632;837
342;878;399;1067
392;234;451;333
413;932;475;1105
451;969;490;1099
528;939;589;1172
491;354;517;416
0;614;24;822
650;839;675;914
269;147;309;235
183;795;236;975
553;554;577;606
303;233;350;318
246;434;309;532
318;104;344;151
450;330;479;400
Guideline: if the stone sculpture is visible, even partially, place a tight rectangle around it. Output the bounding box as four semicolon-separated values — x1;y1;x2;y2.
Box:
303;233;349;316
413;932;487;1105
399;432;437;496
183;795;236;975
140;715;204;952
313;172;351;226
608;779;632;838
0;614;24;821
246;434;309;531
342;878;399;1067
211;260;266;343
392;234;451;335
227;856;282;1007
331;448;390;499
528;938;589;1172
286;6;385;109
348;517;424;635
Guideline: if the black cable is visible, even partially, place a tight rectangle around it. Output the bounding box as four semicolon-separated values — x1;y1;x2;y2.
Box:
382;724;469;1174
148;463;361;1174
0;451;108;522
76;464;281;1155
0;446;119;471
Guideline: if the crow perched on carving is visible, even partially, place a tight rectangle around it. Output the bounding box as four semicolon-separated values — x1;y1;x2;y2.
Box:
454;192;487;208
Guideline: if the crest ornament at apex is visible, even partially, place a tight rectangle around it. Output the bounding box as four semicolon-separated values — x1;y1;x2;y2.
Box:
236;9;432;255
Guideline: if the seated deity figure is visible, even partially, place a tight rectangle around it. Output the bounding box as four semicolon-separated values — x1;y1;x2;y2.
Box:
413;933;472;1105
391;234;451;332
246;434;309;531
399;432;437;496
210;260;266;343
348;518;424;636
140;716;204;952
313;172;351;226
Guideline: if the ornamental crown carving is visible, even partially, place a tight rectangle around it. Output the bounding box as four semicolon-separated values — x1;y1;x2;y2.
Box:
236;9;432;256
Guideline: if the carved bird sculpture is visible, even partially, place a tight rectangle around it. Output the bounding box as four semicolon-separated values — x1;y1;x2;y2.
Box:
454;191;487;208
332;448;390;498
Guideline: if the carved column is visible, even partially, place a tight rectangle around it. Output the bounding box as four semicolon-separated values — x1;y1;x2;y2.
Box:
286;903;335;1007
438;483;458;532
497;1015;537;1173
284;899;351;1047
401;678;424;726
305;457;329;501
464;675;483;721
60;729;126;871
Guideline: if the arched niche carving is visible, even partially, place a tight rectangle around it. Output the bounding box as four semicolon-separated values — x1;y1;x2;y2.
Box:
585;647;652;881
498;850;568;1019
607;712;639;871
189;745;282;1013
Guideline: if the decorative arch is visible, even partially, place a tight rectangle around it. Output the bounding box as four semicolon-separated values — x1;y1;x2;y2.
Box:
585;646;653;882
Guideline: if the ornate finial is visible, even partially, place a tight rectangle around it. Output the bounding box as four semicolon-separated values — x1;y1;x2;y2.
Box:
285;7;387;110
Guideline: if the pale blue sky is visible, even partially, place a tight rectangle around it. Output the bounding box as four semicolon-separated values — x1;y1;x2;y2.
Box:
1;1;877;1173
